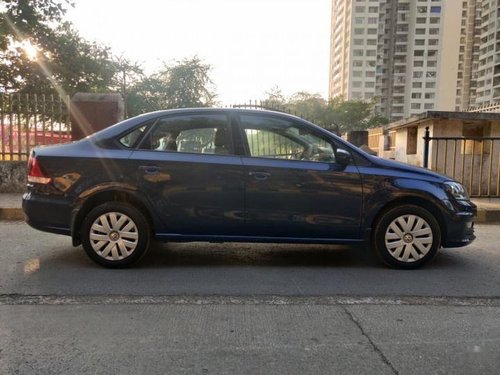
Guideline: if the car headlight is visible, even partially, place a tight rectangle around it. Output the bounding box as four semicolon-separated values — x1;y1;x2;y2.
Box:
444;181;469;201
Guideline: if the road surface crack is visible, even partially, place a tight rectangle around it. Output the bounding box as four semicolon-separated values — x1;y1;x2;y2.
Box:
343;306;399;375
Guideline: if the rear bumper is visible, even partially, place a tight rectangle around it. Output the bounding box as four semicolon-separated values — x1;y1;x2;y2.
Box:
442;200;476;248
22;192;71;236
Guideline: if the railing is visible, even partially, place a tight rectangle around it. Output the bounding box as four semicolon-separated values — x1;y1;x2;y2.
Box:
230;101;339;134
423;127;500;197
0;94;71;160
466;102;500;113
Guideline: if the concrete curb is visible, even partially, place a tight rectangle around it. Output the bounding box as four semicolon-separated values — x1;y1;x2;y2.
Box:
1;207;499;223
476;208;500;223
0;208;24;221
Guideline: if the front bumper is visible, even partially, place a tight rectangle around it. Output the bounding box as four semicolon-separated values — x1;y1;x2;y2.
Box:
442;199;476;248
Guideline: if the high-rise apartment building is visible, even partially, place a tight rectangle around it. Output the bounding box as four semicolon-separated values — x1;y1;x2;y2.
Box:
329;0;489;121
475;0;500;105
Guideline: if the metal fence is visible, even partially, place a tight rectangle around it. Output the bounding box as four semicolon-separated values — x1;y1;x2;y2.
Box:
423;127;500;197
0;94;71;161
230;101;339;134
0;96;338;161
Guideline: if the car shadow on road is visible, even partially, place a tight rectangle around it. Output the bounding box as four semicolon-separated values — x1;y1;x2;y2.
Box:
43;242;474;271
138;242;384;269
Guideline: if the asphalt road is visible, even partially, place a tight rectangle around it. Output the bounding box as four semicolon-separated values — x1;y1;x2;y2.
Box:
0;222;499;297
0;222;499;374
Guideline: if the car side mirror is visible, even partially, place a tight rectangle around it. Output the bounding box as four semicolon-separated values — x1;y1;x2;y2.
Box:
335;148;351;166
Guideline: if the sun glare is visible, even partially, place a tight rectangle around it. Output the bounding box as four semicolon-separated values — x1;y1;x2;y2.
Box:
21;40;38;61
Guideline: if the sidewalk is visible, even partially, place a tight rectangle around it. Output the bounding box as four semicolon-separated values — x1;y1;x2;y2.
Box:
1;193;499;223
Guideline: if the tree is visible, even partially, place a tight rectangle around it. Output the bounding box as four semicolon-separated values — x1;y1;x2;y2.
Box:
126;57;217;116
0;0;70;50
262;86;287;108
160;57;217;109
326;98;389;133
287;92;328;123
0;1;117;96
259;89;388;133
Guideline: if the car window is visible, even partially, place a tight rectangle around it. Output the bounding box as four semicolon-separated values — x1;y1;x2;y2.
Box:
119;125;147;148
239;115;336;163
139;114;232;155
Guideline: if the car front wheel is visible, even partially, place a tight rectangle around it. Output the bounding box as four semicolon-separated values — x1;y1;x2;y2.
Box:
81;202;150;268
373;205;441;269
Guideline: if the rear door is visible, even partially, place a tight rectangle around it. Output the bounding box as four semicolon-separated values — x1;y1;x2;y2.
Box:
237;113;363;240
129;112;245;236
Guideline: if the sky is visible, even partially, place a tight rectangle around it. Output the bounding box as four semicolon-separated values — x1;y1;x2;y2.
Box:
66;0;332;105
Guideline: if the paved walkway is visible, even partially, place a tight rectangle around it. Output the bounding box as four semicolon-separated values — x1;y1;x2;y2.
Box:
1;193;499;222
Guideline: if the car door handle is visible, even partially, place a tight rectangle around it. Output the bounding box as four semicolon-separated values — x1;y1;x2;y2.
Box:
139;165;160;175
249;171;271;180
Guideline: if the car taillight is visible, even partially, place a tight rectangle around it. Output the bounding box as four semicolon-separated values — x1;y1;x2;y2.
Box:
27;155;51;184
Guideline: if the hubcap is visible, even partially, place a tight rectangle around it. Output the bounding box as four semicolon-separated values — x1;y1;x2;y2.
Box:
384;214;433;263
89;212;139;261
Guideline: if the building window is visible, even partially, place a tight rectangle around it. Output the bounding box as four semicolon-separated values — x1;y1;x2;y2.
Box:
430;6;441;13
417;6;427;13
411;93;422;99
415;39;425;45
407;127;418;155
411;103;421;109
414;61;424;67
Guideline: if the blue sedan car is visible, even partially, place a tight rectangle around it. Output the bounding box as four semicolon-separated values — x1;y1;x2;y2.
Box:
23;108;476;268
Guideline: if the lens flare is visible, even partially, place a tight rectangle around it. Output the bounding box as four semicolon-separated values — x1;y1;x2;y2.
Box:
21;40;38;61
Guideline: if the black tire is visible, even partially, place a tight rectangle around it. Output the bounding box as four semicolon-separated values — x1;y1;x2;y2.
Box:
372;204;441;269
81;202;151;268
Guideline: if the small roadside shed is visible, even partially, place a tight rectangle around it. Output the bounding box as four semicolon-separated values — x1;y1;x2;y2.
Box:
373;111;500;196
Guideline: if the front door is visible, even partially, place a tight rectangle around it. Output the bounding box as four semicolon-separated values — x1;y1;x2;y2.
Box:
237;113;363;240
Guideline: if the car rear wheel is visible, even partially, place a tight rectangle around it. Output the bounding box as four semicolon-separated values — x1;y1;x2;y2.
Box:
373;205;441;269
81;202;150;268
